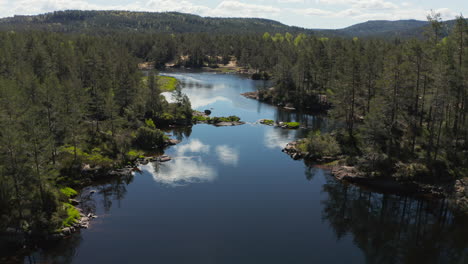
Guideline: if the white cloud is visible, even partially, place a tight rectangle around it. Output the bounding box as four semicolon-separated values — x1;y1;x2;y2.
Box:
209;1;280;17
291;2;457;22
0;0;461;29
317;0;397;10
296;8;334;16
278;0;304;3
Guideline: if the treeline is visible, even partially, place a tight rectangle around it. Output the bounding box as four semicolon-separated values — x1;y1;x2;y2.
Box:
0;31;191;234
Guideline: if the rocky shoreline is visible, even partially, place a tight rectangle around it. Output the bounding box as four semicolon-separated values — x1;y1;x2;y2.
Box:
192;111;245;127
17;111;247;240
242;91;297;111
242;90;330;112
282;140;468;213
259;119;302;129
48;137;184;239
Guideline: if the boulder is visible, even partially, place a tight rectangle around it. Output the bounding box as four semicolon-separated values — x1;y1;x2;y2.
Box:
61;227;72;236
204;110;212;116
159;155;172;162
70;199;80;206
166;139;181;146
284;103;296;111
87;213;98;219
292;153;302;160
214;121;246;127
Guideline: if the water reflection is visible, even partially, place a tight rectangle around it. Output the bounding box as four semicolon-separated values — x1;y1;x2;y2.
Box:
263;128;297;149
2;173;134;264
6;72;466;263
274;110;327;130
215;145;239;166
175;139;210;155
140;139;241;186
162;91;230;109
140;139;217;186
321;175;468;264
142;157;216;187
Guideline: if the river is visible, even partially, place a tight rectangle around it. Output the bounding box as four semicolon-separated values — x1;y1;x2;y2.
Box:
7;71;468;263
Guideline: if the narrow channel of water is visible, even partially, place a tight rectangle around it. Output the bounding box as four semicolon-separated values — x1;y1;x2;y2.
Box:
4;71;467;264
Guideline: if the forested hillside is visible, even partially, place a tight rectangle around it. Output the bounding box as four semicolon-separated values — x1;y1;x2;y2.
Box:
0;10;312;35
317;19;430;38
0;10;463;38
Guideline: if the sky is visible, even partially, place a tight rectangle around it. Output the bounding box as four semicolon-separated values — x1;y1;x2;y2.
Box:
0;0;466;29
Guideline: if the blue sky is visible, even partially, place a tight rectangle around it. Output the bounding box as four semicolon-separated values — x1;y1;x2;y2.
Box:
0;0;466;29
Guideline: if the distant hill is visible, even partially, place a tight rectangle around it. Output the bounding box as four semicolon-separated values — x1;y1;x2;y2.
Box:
0;10;463;38
335;19;429;38
317;19;463;39
0;10;313;35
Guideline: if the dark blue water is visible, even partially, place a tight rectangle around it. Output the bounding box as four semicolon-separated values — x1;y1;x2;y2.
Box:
16;72;468;263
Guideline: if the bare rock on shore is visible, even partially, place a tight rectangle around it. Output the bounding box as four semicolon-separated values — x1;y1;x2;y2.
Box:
453;179;468;211
159;155;172;162
241;91;259;100
214;121;245;127
282;141;305;160
332;166;361;180
165;139;181;146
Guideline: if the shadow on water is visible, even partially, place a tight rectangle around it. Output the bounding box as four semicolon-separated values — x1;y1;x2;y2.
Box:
320;173;468;264
0;173;134;264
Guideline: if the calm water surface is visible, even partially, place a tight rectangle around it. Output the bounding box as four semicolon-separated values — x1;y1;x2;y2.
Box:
9;72;468;263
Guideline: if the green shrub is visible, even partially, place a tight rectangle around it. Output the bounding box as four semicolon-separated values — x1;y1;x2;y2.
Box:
145;119;156;129
60;187;78;198
59;146;113;167
285;122;300;129
192;115;210;122
62;203;80;227
126;150;145;161
261;119;275;125
213;116;241;123
193;115;241;124
158;76;178;91
161;112;175;120
135;126;165;149
227;116;241;122
305;131;340;158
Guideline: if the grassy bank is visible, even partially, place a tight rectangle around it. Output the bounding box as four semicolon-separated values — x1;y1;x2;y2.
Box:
142;75;179;92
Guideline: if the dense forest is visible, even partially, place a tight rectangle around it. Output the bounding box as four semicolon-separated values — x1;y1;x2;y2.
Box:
0;10;460;38
0;31;192;235
0;10;467;239
0;10;312;35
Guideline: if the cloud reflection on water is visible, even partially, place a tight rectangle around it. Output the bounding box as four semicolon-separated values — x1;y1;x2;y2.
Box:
162;92;230;109
263;128;297;149
140;139;239;186
215;145;239;166
141;157;216;187
176;139;210;155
